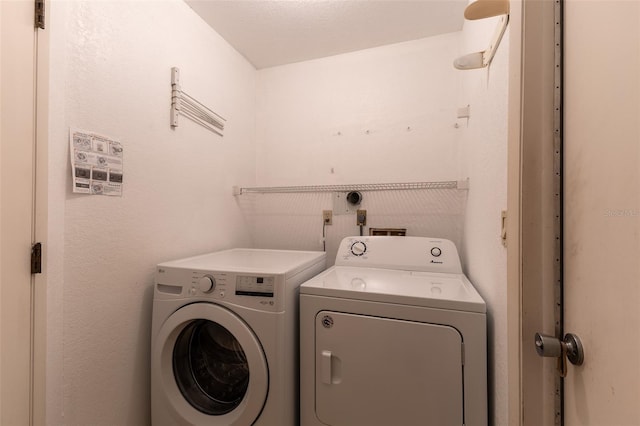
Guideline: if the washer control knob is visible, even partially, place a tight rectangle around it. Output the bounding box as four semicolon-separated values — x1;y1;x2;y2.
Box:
198;275;216;293
431;247;442;257
350;241;367;256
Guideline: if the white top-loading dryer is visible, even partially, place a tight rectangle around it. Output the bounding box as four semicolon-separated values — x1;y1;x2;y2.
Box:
151;248;326;426
300;236;487;426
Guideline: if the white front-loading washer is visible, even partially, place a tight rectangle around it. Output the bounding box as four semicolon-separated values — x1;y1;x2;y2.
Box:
300;236;487;426
151;248;326;426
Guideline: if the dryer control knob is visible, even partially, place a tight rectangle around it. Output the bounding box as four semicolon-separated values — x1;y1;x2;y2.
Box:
350;241;367;256
198;276;216;293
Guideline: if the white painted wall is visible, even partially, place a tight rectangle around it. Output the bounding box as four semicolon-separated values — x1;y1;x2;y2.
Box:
256;33;463;186
251;34;468;264
457;16;510;426
46;1;256;424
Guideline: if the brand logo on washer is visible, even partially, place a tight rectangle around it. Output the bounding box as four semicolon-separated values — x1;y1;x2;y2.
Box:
321;315;334;328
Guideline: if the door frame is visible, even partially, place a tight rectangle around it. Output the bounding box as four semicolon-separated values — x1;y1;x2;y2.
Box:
505;0;523;421
33;0;50;423
0;0;48;424
507;0;559;425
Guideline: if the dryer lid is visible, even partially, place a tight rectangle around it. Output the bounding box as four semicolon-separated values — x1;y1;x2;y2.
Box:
300;266;486;313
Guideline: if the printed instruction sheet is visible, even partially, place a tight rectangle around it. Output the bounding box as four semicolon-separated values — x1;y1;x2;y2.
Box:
70;129;123;196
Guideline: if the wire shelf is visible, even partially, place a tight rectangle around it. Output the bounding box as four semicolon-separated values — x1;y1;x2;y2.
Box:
234;180;468;195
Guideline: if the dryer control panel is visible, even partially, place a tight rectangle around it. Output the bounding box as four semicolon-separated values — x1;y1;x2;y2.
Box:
336;236;463;274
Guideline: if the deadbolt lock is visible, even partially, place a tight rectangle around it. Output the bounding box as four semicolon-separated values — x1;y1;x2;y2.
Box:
535;332;584;377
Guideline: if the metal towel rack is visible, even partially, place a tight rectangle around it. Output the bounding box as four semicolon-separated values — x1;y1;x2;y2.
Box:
232;180;469;195
170;67;226;136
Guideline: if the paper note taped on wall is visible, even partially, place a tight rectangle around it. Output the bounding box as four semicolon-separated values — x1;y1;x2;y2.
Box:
70;128;123;196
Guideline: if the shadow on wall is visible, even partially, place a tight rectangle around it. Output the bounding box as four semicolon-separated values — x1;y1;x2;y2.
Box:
236;188;467;267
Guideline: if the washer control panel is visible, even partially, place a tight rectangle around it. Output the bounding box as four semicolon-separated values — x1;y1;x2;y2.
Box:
198;275;216;293
336;236;462;274
155;268;284;312
235;275;275;297
188;272;229;298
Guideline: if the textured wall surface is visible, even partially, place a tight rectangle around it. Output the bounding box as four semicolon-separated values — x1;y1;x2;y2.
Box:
255;33;463;187
250;33;469;266
457;15;510;426
46;1;256;424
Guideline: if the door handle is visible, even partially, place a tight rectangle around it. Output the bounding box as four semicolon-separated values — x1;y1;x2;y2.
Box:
535;332;584;377
321;350;332;384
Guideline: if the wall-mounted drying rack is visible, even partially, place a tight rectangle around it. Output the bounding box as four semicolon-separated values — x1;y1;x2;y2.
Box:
170;67;226;136
232;180;469;195
454;0;510;70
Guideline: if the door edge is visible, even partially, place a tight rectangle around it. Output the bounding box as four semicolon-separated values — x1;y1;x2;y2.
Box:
33;0;50;424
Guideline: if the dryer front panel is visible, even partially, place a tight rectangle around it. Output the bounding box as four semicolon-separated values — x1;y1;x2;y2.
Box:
152;303;268;426
314;311;463;426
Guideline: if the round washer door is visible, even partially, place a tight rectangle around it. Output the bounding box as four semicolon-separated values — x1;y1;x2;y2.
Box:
153;303;268;425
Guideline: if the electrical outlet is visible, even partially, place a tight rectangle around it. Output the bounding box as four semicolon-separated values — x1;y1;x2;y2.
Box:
323;210;333;225
356;209;367;226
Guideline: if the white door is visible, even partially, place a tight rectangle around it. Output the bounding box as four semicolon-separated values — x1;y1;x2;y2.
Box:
314;311;463;426
563;0;640;424
0;0;39;423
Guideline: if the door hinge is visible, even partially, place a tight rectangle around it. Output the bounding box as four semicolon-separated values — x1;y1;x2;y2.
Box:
35;0;45;30
501;210;507;247
31;242;42;274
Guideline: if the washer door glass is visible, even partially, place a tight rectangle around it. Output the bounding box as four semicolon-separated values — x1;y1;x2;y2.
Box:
173;319;250;415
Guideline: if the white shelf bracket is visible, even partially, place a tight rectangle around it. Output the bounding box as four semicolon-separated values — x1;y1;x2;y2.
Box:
454;0;510;70
170;67;180;128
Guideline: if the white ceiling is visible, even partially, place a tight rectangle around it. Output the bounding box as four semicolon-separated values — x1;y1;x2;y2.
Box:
185;1;467;69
